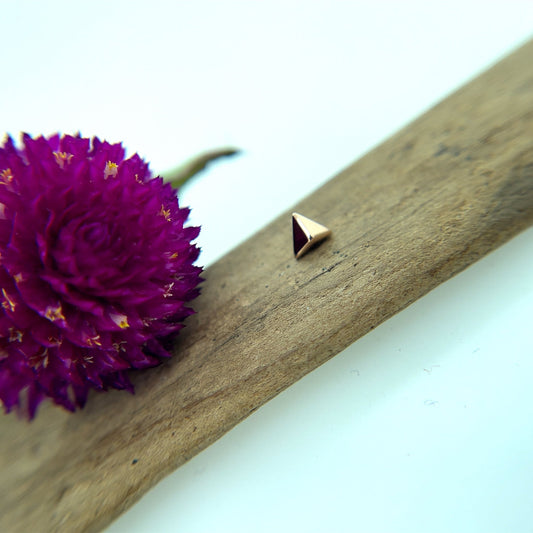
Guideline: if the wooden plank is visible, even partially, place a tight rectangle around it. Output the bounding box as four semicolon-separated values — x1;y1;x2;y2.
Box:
1;39;533;533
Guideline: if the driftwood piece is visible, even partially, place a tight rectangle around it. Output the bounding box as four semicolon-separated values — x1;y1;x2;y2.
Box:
1;40;533;533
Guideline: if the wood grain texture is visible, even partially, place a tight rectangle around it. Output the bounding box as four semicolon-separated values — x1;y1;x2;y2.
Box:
2;40;533;533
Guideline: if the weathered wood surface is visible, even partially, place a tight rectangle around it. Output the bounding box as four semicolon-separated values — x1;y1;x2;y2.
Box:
1;40;533;533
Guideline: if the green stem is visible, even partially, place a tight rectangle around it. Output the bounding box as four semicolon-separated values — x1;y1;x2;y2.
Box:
164;147;241;189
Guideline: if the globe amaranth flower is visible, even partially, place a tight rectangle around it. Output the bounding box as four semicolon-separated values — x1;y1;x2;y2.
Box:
0;133;202;418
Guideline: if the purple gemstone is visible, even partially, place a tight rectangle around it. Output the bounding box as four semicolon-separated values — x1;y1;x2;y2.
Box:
293;215;309;256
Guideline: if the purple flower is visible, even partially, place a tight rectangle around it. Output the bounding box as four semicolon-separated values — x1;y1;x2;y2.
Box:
0;133;202;418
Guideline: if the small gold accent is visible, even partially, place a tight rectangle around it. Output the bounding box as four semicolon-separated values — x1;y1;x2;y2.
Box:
8;328;23;342
113;340;127;352
86;334;102;347
142;317;155;328
110;312;129;329
170;252;179;259
1;289;16;312
104;161;119;179
30;349;49;369
13;273;23;284
292;213;331;259
53;151;73;169
44;304;65;322
0;168;13;184
159;205;172;221
163;282;175;298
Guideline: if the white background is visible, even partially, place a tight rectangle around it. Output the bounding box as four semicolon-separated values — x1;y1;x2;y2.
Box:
1;2;533;532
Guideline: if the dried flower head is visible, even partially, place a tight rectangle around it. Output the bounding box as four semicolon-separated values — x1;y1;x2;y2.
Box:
0;134;202;418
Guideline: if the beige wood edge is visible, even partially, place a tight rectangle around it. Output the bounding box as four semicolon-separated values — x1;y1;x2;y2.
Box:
2;40;533;533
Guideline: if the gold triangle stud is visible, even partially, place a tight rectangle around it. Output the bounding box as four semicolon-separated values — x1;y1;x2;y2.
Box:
292;212;331;259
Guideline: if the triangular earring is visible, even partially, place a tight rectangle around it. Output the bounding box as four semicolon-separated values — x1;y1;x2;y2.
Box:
292;213;331;259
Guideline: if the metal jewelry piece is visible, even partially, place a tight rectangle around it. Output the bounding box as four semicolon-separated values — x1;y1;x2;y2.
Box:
292;212;331;259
